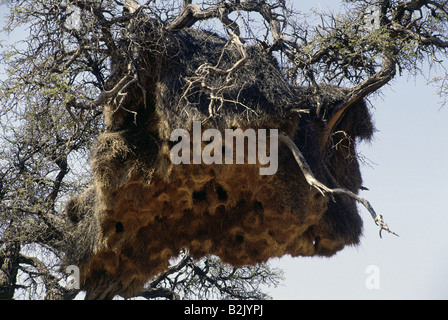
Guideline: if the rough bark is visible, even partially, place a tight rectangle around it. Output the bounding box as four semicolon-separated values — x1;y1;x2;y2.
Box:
0;242;20;300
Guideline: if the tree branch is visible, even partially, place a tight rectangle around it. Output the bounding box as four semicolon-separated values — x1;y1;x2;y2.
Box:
140;287;180;300
321;50;397;150
167;0;285;45
18;255;71;300
0;241;20;300
124;0;142;14
68;73;133;110
390;23;448;48
279;132;398;238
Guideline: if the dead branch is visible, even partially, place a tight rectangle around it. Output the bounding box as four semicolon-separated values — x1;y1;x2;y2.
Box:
124;0;142;14
321;53;397;150
389;23;448;48
66;73;133;110
178;31;251;117
167;0;285;44
279;132;398;238
195;32;248;78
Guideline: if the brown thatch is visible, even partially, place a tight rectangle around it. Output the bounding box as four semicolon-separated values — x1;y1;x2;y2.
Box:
65;21;375;299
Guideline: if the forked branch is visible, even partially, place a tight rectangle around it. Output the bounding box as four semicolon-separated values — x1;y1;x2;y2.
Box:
279;132;398;238
167;0;285;44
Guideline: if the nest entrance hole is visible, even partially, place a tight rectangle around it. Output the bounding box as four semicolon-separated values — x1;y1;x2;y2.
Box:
192;184;229;203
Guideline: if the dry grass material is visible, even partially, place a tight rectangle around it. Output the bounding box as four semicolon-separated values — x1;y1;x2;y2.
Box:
65;24;374;299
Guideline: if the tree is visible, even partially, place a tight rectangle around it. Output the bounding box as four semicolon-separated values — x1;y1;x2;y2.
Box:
0;0;447;300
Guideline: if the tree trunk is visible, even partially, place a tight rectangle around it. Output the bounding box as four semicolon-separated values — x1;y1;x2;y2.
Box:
0;242;20;300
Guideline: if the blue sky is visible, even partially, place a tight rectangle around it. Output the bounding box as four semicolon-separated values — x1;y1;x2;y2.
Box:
1;1;448;300
268;75;448;299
